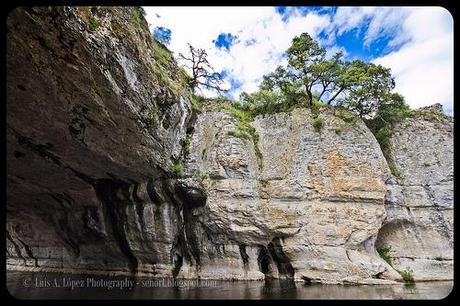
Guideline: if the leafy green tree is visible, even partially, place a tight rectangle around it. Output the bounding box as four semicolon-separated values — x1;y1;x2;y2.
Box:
340;63;396;118
286;32;327;105
238;32;402;120
367;93;411;131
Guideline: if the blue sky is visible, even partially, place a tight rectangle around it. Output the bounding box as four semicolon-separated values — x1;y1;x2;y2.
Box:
145;6;453;114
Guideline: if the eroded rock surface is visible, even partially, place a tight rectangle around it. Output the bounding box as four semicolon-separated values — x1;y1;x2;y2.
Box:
6;7;453;284
378;105;453;281
7;7;192;275
182;108;401;283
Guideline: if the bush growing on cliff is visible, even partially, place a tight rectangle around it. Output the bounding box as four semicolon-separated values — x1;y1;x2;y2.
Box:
132;7;146;29
171;163;184;177
366;94;411;178
88;16;100;31
377;245;393;266
399;269;415;284
312;117;325;132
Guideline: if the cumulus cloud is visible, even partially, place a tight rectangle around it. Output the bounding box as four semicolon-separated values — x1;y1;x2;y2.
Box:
373;7;453;113
143;7;332;97
143;6;453;112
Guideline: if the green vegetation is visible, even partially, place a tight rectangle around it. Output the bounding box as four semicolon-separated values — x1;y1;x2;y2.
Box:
311;99;325;115
239;32;398;118
171;163;184;177
399;269;415;284
227;32;413;157
150;107;159;126
151;38;192;97
365;94;412;178
377;245;416;284
259;179;269;188
88;16;100;31
201;148;207;160
193;170;209;182
132;6;146;29
183;133;191;155
389;163;402;179
190;95;206;113
334;108;357;124
226;104;263;169
312;117;325;132
377;245;393;266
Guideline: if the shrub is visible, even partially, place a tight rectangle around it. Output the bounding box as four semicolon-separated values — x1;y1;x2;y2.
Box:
399;269;415;284
193;170;208;182
389;163;402;178
377;245;393;266
259;179;269;188
311;99;324;114
171;163;184;177
190;95;206;113
312;117;325;132
335;109;356;124
88;16;100;31
183;133;191;154
150;108;159;126
226;105;263;169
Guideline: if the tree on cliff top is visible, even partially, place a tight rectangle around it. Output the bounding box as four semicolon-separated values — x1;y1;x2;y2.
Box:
178;43;228;94
240;32;399;119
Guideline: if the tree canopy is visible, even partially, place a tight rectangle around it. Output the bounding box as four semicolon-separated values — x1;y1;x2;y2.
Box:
241;32;403;119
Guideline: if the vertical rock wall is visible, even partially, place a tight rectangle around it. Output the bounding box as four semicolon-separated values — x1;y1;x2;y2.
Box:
378;105;453;280
6;7;192;275
182;108;402;283
6;7;453;283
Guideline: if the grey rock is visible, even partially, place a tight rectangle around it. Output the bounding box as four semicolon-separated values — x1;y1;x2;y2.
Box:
377;110;453;281
6;7;453;284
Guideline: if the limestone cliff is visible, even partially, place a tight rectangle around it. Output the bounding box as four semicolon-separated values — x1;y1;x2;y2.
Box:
6;7;453;284
378;105;453;281
7;6;192;274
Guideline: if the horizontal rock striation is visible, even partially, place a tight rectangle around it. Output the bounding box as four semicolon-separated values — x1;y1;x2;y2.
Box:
6;7;453;284
182;108;402;283
7;7;192;275
378;105;453;281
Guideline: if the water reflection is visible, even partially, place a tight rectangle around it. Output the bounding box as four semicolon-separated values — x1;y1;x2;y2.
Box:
7;271;452;300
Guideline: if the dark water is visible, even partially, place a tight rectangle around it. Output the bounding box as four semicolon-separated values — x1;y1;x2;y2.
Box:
7;271;452;300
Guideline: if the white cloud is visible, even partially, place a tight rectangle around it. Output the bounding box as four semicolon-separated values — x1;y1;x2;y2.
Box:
143;6;453;113
373;7;453;113
143;6;332;98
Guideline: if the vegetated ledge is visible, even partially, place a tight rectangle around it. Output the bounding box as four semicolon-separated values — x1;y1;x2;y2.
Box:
6;6;453;284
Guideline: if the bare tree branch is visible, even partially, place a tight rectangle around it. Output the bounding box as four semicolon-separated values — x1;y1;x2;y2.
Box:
178;43;228;94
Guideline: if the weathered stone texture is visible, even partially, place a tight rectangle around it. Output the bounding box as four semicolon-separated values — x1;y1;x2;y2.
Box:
182;108;401;283
378;106;453;280
7;7;191;275
6;7;453;284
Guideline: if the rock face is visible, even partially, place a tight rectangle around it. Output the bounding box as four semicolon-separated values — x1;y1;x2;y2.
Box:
181;108;401;283
377;105;454;280
7;7;192;274
6;7;453;284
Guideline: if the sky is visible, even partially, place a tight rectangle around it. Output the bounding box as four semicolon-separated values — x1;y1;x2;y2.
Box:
143;6;453;114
